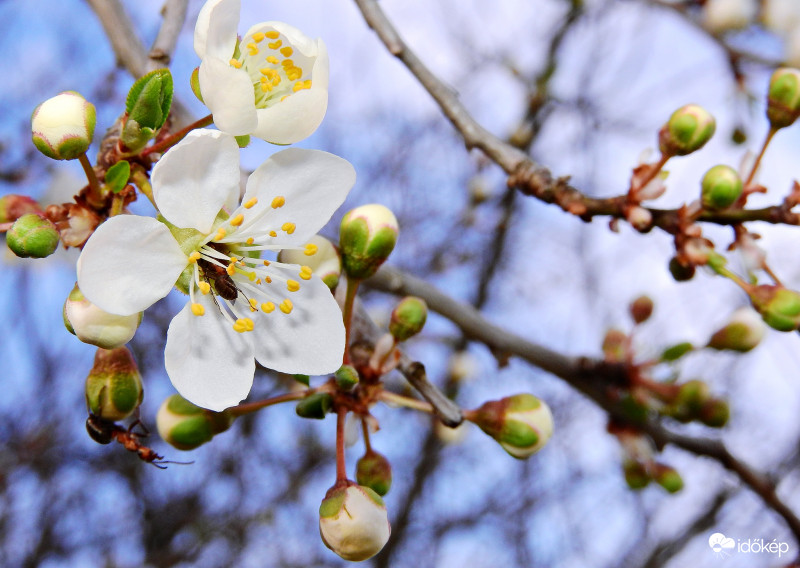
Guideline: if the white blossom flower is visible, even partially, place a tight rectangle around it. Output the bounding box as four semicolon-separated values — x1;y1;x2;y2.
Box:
77;129;355;411
194;0;328;144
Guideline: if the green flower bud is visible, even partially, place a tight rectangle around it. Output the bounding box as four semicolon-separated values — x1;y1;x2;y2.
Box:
658;104;716;157
623;459;650;490
64;284;142;349
629;295;654;324
6;213;59;258
700;165;743;210
660;342;694;362
335;365;360;391
668;256;695;282
389;296;428;341
707;307;766;352
356;450;392;496
749;285;800;331
766;68;800;129
339;204;399;280
156;394;234;450
85;346;144;421
602;329;629;363
699;398;730;428
121;69;174;152
666;379;711;423
31;91;96;160
471;394;554;459
278;235;341;290
652;464;683;493
295;392;333;419
319;483;391;561
0;195;42;223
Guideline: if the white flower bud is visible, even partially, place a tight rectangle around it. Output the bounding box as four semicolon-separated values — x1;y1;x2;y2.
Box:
319;484;391;561
471;394;554;459
31;91;96;160
339;204;399;279
64;284;142;349
763;0;800;37
702;0;757;34
707;307;766;352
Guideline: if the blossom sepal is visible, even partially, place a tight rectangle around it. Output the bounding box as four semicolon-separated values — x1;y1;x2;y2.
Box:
356;450;392;496
319;482;391;561
31;91;96;160
156;394;234;450
85;346;144;421
295;392;333;419
7;214;60;258
64;284;142;349
658;104;716;157
470;393;554;459
339;204;399;280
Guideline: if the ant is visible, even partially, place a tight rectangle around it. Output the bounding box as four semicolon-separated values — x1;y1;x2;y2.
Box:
85;414;192;469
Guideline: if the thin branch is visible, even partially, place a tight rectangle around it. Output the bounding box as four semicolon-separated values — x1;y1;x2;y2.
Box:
147;0;190;71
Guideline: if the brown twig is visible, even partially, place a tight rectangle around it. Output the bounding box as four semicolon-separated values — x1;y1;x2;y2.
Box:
147;0;190;71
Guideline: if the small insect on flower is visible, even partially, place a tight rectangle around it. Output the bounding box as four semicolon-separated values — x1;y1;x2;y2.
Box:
197;256;239;301
85;414;192;469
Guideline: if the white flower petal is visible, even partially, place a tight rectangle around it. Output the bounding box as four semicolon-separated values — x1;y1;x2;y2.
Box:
243;148;356;245
151;129;241;232
199;58;259;137
253;87;328;144
252;274;344;375
244;21;320;57
165;295;255;411
194;0;240;60
77;215;187;316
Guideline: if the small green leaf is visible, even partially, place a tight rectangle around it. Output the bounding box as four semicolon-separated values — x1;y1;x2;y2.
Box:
125;69;173;132
660;342;694;362
292;374;310;386
105;161;130;193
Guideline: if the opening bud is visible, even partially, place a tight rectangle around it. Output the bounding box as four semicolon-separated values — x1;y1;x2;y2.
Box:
749;285;800;331
335;365;360;391
356;450;393;496
652;463;684;493
278;235;341;290
295;392;333;419
707;307;766;352
121;69;174;152
156;394;234;450
658;104;716;157
64;284;142;349
767;68;800;129
319;483;391;561
31;91;96;160
85;346;143;421
629;295;654;324
699;398;730;428
389;296;428;341
700;165;743;210
339;204;398;280
470;394;554;459
7;213;59;258
0;195;42;223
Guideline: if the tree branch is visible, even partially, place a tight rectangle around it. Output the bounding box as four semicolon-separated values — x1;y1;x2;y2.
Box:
147;0;189;71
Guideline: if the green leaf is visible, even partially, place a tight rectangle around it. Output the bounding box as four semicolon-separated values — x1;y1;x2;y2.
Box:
660;342;694;362
125;69;173;132
105;161;130;193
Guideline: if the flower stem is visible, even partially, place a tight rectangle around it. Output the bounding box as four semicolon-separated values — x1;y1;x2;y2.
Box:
130;168;157;209
744;127;777;189
140;114;214;157
630;153;670;199
361;417;372;453
342;277;361;364
378;390;434;413
78;153;104;207
336;407;347;483
109;193;125;217
228;390;309;417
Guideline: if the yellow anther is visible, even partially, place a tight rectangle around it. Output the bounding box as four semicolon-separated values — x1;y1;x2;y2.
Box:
299;266;313;280
272;76;281;86
198;281;211;295
265;276;272;283
249;298;259;311
188;251;202;263
230;214;244;227
280;46;293;57
214;228;227;241
293;82;304;93
268;40;282;49
269;230;277;237
263;260;271;266
248;271;257;281
252;32;265;42
261;83;272;93
229;58;243;69
287;279;300;292
266;55;279;64
304;243;318;256
303;79;312;89
281;59;294;67
280;95;289;102
281;222;296;234
246;237;255;245
247;43;259;56
271;196;285;209
191;303;205;316
280;299;293;314
262;302;276;313
232;317;255;333
244;197;258;209
226;263;236;275
287;70;302;81
266;30;280;40
229;256;238;263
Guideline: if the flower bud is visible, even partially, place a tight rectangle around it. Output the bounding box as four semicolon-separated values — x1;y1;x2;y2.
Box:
702;0;757;34
356;450;393;496
749;285;800;331
0;195;42;223
658;104;716;157
700;398;730;428
156;394;234;450
602;329;629;363
389;296;428;341
319;483;391;561
278;235;341;290
700;165;743;210
471;394;554;459
623;459;650;490
339;204;399;280
335;365;360;391
295;392;333;419
629;295;654;324
652;463;684;493
64;284;142;348
31;91;96;160
121;69;174;152
85;346;143;421
767;68;800;129
707;307;766;352
668;256;695;282
6;213;59;258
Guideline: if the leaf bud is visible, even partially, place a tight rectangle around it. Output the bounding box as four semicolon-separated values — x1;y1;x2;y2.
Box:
623;459;650;490
389;296;428;341
767;68;800;129
356;450;393;496
0;195;42;223
652;463;684;493
629;295;654;324
31;91;96;160
319;483;391;561
85;346;143;421
64;284;142;349
700;164;743;210
339;204;399;280
156;394;234;450
748;285;800;331
707;307;766;352
6;213;60;258
699;398;730;428
121;69;174;152
658;104;716;157
295;392;333;419
335;365;360;391
278;235;341;290
470;394;554;459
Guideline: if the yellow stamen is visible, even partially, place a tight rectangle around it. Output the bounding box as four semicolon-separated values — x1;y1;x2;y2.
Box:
280;299;293;314
226;263;236;275
249;298;258;311
263;260;270;266
246;237;255;245
230;214;244;227
188;251;202;263
268;40;282;49
299;266;313;280
214;228;227;241
248;271;257;281
269;230;277;237
282;222;296;234
265;30;280;40
261;83;272;93
271;196;285;209
280;46;293;57
281;59;294;68
252;32;266;42
262;302;276;313
287;279;300;292
247;43;259;56
229;58;243;69
266;55;279;64
304;243;318;256
198;282;211;295
265;276;272;283
191;303;205;316
244;197;258;209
